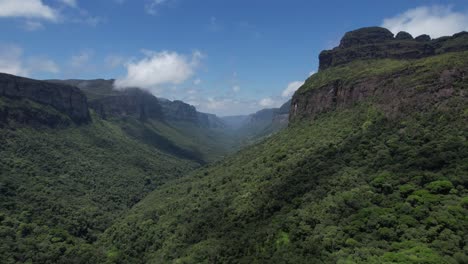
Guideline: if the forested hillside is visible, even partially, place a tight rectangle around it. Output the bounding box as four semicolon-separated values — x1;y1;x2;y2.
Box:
0;27;467;264
96;28;468;263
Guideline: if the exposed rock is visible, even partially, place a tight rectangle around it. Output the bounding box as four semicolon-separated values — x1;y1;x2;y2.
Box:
89;88;163;120
159;99;225;128
339;27;394;48
0;73;90;125
159;100;198;123
415;34;431;42
395;31;413;40
290;66;468;123
319;28;468;70
197;112;225;129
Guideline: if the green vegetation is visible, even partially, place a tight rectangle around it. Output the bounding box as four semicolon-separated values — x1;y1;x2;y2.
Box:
97;100;467;263
0;110;199;263
1;39;467;264
299;51;468;94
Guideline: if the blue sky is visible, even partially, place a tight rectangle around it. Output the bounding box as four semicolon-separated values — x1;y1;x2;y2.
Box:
1;0;468;115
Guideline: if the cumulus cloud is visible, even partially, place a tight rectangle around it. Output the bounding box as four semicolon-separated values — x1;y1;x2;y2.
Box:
382;5;468;38
0;44;59;77
115;50;202;89
232;85;240;93
281;81;304;98
193;78;201;85
0;0;58;21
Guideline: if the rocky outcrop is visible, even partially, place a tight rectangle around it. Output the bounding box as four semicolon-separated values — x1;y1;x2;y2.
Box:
197;112;226;129
319;27;468;70
291;28;468;123
159;99;225;128
90;89;163;120
0;73;90;125
290;66;468;122
159;100;198;123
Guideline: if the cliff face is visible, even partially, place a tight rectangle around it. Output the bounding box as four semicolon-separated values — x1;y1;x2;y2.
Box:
89;89;163;121
319;27;468;70
0;73;90;125
159;99;225;128
291;28;468;122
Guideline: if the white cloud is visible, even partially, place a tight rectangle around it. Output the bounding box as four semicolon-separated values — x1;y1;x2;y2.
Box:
59;0;77;8
26;57;60;74
232;85;240;93
193;78;201;85
281;81;304;98
259;97;276;107
382;5;468;38
115;50;202;89
0;44;59;77
0;0;58;21
0;44;28;76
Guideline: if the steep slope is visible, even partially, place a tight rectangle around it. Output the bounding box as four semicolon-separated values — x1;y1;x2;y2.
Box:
48;79;234;162
0;73;90;126
0;76;199;263
98;28;468;263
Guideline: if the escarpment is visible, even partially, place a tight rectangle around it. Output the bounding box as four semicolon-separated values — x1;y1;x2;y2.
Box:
319;27;468;71
290;27;468;122
89;88;164;120
0;73;90;126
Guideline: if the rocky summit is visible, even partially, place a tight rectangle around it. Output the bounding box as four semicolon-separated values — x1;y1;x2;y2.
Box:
319;27;468;70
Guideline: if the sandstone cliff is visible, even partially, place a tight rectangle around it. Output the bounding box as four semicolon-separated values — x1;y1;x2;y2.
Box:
290;28;468;122
0;73;90;126
319;27;468;70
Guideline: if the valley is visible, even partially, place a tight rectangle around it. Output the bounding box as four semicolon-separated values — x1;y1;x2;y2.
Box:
0;25;467;264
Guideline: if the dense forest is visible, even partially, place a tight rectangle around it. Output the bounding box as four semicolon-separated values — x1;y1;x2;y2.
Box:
95;49;468;263
0;26;467;263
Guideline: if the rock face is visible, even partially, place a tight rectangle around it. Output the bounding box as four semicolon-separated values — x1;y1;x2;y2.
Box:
338;27;394;48
290;68;467;122
395;31;413;40
319;27;468;70
291;28;468;123
90;89;163;120
159;99;225;128
0;73;90;125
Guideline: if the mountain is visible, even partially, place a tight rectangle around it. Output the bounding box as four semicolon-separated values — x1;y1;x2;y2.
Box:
1;73;90;127
0;74;203;263
48;79;234;162
97;28;468;263
48;79;226;129
223;100;291;144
